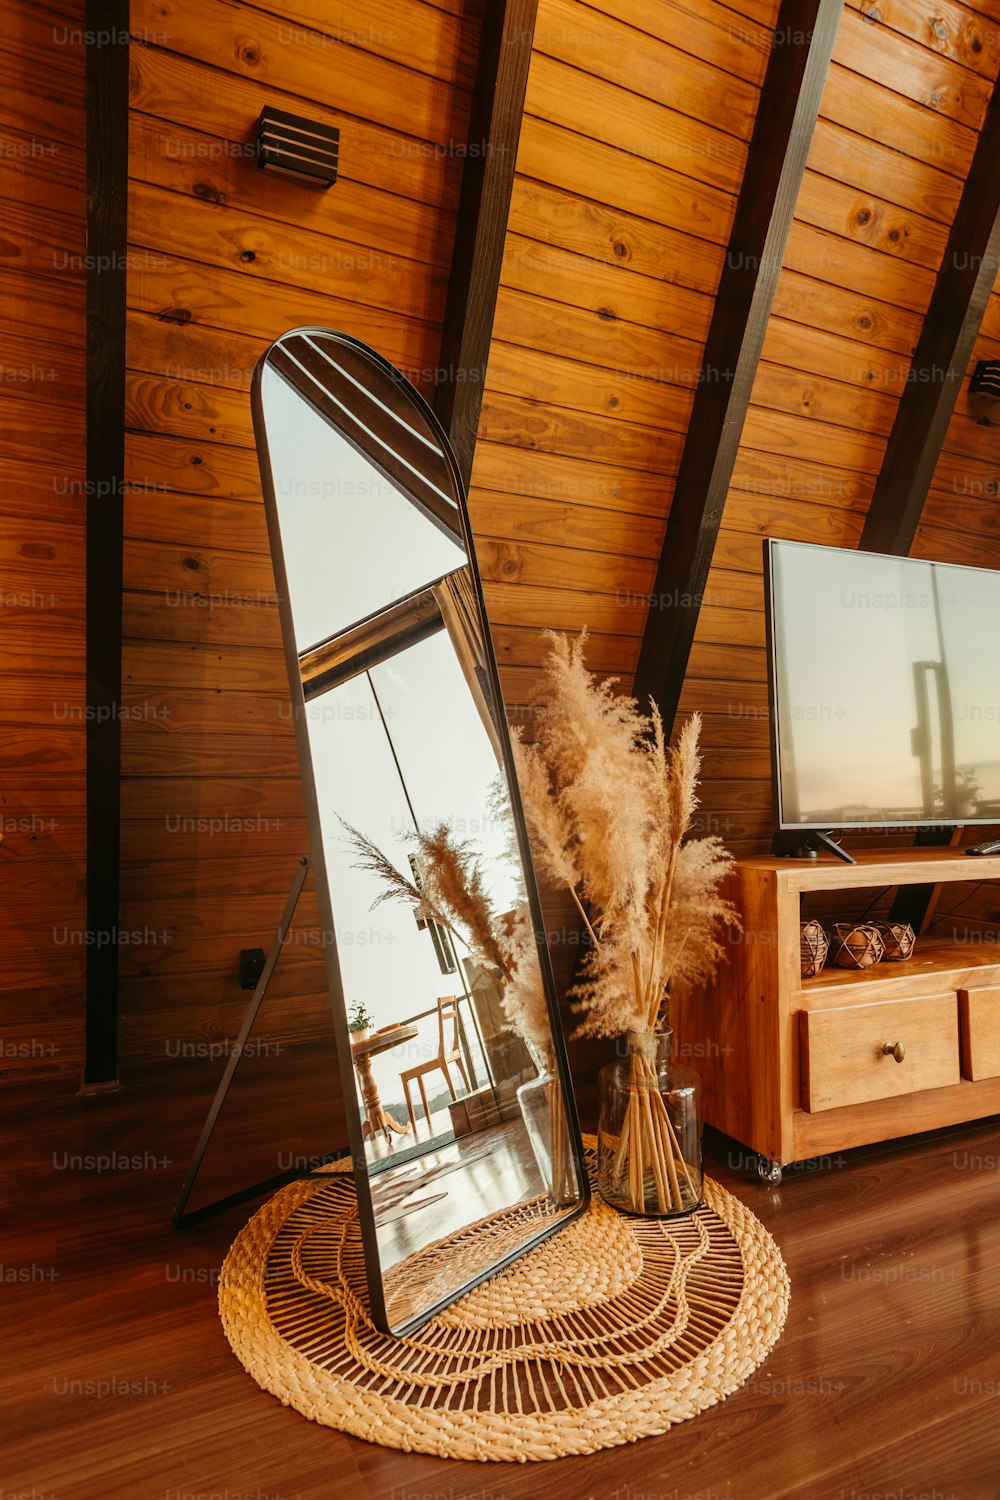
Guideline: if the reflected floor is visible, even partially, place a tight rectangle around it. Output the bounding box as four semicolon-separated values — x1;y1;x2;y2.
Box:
364;1093;461;1170
371;1114;545;1275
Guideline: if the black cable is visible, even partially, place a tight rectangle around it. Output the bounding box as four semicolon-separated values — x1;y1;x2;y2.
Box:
923;879;992;931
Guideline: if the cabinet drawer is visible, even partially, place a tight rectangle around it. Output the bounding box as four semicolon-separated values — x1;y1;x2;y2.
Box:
959;986;1000;1081
800;994;960;1113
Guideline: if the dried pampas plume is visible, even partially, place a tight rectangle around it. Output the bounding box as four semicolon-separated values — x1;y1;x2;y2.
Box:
513;631;740;1040
414;822;511;982
339;815;552;1052
341;816;511;981
498;902;552;1057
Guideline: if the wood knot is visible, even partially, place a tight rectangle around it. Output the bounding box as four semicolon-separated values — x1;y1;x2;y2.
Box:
193;181;224;204
856;209;871;226
597;307;616;321
158;307;191;324
613;241;628;259
237;39;260;65
493;547;521;581
182;557;201;571
239;249;257;263
857;314;873;331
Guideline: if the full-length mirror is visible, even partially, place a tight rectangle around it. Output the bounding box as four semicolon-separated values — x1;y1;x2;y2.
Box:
252;328;587;1335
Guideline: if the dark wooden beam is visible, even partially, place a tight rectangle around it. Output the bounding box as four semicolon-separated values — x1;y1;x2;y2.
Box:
84;1;129;1086
433;0;539;486
301;589;444;698
860;71;1000;556
632;0;844;732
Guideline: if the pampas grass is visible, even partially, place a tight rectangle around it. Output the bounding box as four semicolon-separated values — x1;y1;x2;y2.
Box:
511;632;739;1040
511;631;739;1215
414;823;512;982
339;817;552;1054
342;813;573;1202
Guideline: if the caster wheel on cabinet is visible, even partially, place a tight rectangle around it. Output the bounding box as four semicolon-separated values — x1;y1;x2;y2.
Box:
757;1158;783;1186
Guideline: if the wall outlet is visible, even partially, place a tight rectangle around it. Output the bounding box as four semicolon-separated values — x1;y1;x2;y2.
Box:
239;948;267;990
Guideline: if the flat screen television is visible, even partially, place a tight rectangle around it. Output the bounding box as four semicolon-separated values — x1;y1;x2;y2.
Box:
763;538;1000;857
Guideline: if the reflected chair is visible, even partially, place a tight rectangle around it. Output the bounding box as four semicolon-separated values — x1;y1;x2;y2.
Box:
400;995;471;1135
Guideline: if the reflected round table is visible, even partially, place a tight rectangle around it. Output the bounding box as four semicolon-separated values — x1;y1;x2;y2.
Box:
350;1024;420;1143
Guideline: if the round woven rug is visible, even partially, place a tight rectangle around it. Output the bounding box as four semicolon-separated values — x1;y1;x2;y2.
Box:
219;1137;790;1461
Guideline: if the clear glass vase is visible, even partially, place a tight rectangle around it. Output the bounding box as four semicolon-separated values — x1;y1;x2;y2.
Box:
597;1027;703;1217
517;1070;577;1206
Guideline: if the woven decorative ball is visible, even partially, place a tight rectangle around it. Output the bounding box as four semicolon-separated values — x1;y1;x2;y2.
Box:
829;921;885;969
799;919;829;978
872;920;916;961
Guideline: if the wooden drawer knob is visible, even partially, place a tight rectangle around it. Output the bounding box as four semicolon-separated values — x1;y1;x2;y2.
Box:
882;1041;906;1064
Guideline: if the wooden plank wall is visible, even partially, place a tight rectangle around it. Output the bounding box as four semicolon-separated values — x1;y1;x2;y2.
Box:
464;0;1000;874
9;0;1000;1087
0;0;87;1082
120;0;478;1069
470;0;774;708
461;0;1000;1043
465;0;778;997
916;282;1000;566
680;0;1000;855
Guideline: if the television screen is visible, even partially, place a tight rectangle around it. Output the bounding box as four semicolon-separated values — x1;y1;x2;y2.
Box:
764;538;1000;830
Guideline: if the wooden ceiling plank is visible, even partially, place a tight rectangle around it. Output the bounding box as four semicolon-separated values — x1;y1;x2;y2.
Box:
633;0;845;732
433;0;539;483
859;67;1000;556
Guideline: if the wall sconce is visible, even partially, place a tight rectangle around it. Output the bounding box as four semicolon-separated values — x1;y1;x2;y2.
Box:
970;360;1000;399
257;107;340;188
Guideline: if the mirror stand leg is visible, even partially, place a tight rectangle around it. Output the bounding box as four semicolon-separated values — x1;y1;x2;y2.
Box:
172;856;319;1228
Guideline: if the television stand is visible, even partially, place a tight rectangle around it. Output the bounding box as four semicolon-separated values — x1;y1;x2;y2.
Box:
771;829;856;864
674;847;1000;1176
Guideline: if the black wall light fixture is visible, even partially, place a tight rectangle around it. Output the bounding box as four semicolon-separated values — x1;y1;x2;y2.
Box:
257;107;340;187
970;360;1000;399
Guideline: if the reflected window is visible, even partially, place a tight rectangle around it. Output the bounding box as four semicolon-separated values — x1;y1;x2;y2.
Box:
261;361;466;650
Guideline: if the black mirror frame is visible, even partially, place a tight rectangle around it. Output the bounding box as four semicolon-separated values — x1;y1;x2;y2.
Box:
251;326;589;1336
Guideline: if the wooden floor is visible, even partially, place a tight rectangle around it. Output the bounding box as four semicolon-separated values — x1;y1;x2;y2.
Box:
6;1055;1000;1500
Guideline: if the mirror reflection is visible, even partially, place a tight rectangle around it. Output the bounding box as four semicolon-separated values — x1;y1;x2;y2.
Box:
254;330;585;1334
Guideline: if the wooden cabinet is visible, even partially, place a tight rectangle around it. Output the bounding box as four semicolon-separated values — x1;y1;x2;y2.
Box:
673;849;1000;1172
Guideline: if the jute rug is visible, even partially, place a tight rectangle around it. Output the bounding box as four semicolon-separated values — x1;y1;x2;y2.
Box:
219;1137;790;1461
